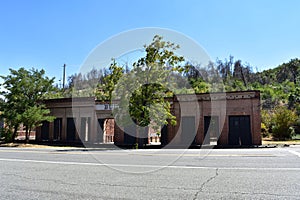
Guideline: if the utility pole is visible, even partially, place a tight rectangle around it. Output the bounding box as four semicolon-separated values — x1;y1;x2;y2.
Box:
62;64;66;89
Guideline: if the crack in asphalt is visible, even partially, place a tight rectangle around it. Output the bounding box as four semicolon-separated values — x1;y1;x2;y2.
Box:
193;168;219;200
204;190;300;198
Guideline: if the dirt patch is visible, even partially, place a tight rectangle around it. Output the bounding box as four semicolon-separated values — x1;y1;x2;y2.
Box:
262;139;300;145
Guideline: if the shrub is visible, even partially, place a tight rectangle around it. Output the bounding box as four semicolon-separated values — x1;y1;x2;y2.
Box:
271;106;297;140
261;109;273;133
0;127;14;143
261;123;269;137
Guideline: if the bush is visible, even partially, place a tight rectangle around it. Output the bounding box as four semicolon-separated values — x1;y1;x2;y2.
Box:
261;123;269;137
271;106;297;140
0;127;14;143
291;118;300;135
261;109;273;133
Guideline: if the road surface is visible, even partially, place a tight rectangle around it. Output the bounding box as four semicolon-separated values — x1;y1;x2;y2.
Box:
0;146;299;199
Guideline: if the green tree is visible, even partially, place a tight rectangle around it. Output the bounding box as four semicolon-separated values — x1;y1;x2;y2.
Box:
271;106;297;140
19;105;55;142
112;35;185;146
283;58;300;85
261;109;273;137
96;60;124;101
0;68;56;142
288;86;300;110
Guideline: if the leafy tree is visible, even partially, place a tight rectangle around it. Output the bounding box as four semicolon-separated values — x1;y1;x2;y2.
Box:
19;105;55;142
0;68;56;142
280;58;300;85
261;109;273;136
112;35;185;146
189;78;211;93
271;106;297;140
288;86;300;110
0;98;22;142
96;60;124;101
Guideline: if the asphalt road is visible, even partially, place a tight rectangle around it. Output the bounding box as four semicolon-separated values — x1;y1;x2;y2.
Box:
0;146;299;199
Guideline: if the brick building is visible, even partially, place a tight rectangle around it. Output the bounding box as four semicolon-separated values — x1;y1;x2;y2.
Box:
36;90;261;146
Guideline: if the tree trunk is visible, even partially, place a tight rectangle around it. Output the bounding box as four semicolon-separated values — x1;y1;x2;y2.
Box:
293;73;297;85
240;67;247;88
11;124;18;142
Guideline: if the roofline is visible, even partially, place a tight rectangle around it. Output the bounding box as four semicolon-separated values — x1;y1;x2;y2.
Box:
43;90;260;103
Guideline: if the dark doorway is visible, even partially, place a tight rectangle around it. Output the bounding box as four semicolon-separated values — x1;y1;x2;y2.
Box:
41;121;49;140
67;118;76;141
124;124;136;145
161;125;168;145
181;116;196;145
97;119;105;143
229;116;252;145
53;118;62;140
204;116;219;145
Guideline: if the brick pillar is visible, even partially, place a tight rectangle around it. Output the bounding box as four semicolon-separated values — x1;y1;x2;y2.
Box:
90;114;97;143
252;98;262;145
218;115;228;145
197;101;204;145
114;124;124;145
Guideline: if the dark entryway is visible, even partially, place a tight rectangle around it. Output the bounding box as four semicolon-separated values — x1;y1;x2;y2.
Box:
67;118;77;141
229;116;252;145
161;125;168;145
53;118;62;140
204;116;219;145
97;119;105;143
41;121;49;140
181;116;196;145
124;124;136;145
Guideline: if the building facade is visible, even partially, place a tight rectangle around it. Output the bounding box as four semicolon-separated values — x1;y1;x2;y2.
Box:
36;90;261;146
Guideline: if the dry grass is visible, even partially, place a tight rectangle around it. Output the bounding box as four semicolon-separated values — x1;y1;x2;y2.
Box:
0;143;72;148
262;140;300;145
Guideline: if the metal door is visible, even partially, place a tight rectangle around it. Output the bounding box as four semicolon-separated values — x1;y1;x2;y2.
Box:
181;116;196;145
229;116;252;145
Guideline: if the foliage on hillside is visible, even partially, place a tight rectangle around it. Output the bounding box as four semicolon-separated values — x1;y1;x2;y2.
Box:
66;52;300;140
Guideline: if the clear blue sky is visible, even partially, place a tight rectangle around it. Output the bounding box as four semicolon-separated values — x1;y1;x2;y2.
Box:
0;0;299;85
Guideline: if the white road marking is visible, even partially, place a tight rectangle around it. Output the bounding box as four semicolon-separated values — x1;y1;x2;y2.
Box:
0;149;277;157
287;149;300;157
0;157;299;171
